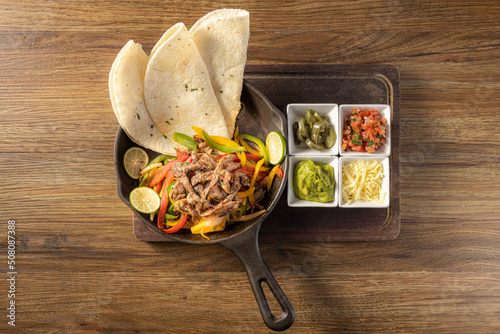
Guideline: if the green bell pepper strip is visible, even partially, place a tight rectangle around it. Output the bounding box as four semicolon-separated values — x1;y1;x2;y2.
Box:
237;134;270;166
167;180;177;193
165;213;179;221
161;214;188;234
138;171;150;187
149;154;176;166
172;132;198;151
167;202;176;215
202;131;245;153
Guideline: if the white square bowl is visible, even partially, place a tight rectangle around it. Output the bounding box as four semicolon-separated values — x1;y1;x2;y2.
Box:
287;104;339;156
287;155;339;207
338;156;390;208
339;104;391;156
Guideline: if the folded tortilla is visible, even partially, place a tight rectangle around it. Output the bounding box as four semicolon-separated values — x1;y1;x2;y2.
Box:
144;22;230;143
109;40;174;154
190;9;250;135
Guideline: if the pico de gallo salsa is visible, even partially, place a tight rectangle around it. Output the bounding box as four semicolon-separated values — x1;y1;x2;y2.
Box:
341;108;388;153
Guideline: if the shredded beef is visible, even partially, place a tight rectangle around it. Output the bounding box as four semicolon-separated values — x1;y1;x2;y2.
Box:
168;150;264;218
191;170;214;186
194;136;213;154
208;185;225;202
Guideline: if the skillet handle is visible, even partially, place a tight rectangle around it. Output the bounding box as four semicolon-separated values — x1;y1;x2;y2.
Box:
220;223;295;331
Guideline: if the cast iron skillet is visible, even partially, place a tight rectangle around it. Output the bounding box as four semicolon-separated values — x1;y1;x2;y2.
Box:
114;81;295;331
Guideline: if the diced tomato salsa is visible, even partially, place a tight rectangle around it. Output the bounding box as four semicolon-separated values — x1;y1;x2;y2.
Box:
342;108;388;153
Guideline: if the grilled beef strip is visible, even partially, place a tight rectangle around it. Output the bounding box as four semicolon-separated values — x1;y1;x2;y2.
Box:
170;181;186;200
170;162;194;178
174;198;200;217
207;184;226;202
200;154;236;199
194;136;213;154
194;153;218;170
171;153;218;178
253;181;266;205
178;175;210;206
199;192;243;217
193;184;204;194
234;171;250;188
191;170;214;186
167;148;265;219
222;161;241;172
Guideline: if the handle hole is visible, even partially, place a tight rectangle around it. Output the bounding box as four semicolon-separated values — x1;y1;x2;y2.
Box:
260;280;284;318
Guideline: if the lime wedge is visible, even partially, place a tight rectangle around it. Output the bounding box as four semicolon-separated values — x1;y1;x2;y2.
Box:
123;147;149;179
129;187;161;214
266;131;286;165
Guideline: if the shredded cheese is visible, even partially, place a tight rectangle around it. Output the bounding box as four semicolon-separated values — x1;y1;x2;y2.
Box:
342;160;386;204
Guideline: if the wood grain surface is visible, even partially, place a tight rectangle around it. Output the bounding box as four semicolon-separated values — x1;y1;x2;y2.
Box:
1;0;499;333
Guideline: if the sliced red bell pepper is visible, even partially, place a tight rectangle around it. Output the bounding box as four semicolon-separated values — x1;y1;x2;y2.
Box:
234;167;265;180
275;167;284;178
157;171;174;229
228;153;255;164
245;153;262;162
176;148;191;161
161;213;188;234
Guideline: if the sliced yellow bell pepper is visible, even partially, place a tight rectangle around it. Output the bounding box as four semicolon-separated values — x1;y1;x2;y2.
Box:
245;160;271;172
267;164;280;192
237;134;270;166
237;136;262;156
237;151;247;167
249;158;265;204
210;136;247;159
233;135;247;166
237;186;255;198
203;131;244;153
211;135;241;148
192;126;205;139
190;218;207;234
191;217;226;240
192;126;246;164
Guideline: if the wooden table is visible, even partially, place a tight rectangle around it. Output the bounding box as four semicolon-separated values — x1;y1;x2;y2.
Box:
1;1;499;332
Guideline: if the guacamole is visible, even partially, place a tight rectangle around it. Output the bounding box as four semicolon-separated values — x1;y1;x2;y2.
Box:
293;159;335;203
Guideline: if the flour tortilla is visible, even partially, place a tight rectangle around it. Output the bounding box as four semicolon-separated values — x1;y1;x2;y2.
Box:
189;9;249;135
109;40;174;154
150;22;183;60
144;23;230;142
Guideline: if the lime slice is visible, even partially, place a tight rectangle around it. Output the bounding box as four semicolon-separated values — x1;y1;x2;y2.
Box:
129;187;161;214
266;131;286;165
123;147;149;179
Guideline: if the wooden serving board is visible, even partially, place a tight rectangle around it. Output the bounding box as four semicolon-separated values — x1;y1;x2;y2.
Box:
133;65;400;242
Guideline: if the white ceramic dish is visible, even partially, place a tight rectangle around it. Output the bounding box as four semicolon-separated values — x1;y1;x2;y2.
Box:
338;156;390;208
338;104;391;157
287;104;339;156
287;155;339;208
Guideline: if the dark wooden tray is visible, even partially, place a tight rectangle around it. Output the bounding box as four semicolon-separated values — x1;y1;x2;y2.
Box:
133;64;400;242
